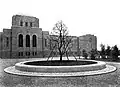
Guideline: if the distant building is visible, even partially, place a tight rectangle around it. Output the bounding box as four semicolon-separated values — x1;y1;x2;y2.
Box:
0;15;97;58
79;34;97;52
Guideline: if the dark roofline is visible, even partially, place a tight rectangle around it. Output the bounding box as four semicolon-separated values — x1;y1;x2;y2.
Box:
12;14;39;19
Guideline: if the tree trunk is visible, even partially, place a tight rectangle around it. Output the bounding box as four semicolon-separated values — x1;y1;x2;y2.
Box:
60;54;62;61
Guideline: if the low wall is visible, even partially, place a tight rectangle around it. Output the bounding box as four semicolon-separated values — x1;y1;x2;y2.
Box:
15;60;106;73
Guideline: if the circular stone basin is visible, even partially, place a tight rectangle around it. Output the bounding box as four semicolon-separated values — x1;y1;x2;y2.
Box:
15;60;106;73
4;59;117;77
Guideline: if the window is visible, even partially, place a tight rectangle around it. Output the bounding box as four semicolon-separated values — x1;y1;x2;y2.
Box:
45;39;47;47
20;21;23;26
6;37;9;47
26;35;30;47
18;52;20;56
26;52;30;56
89;38;92;42
32;35;37;47
32;51;37;56
25;22;28;27
21;52;23;56
18;52;23;56
30;22;32;27
35;52;37;55
32;52;34;56
18;34;23;47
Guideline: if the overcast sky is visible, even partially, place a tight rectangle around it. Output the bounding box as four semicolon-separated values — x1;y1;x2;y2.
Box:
0;0;120;50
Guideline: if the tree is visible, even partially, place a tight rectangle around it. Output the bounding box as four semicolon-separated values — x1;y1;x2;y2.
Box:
112;45;119;60
90;49;97;60
105;46;111;58
100;44;106;59
48;21;72;61
82;49;88;59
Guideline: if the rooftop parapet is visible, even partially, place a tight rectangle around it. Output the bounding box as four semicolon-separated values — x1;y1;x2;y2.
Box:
12;15;39;28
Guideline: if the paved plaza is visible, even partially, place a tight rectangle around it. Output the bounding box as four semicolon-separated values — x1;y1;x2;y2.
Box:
0;58;120;87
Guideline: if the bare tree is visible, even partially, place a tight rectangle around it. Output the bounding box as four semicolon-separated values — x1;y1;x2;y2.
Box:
48;20;72;61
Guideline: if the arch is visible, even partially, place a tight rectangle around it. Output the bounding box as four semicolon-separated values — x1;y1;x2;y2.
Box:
26;35;30;47
32;35;37;47
18;34;23;47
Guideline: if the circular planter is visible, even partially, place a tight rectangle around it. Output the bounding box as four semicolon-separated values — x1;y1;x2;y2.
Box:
4;59;117;77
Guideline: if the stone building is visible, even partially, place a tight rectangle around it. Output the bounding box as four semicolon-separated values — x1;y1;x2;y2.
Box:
79;34;97;52
0;15;97;58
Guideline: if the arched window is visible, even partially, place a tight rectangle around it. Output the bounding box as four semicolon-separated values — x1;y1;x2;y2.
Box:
26;35;30;47
18;34;23;47
32;35;37;47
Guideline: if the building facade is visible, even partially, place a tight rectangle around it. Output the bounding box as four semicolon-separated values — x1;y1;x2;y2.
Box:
0;15;97;58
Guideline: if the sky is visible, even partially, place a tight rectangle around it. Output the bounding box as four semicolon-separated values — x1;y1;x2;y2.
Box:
0;0;120;50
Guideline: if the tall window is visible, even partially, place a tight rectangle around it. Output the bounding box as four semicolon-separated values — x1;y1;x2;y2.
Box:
30;22;32;27
32;51;37;56
18;52;23;56
32;35;37;47
25;22;28;27
45;39;47;47
6;37;9;47
26;52;30;56
18;34;23;47
20;21;23;26
26;35;30;47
